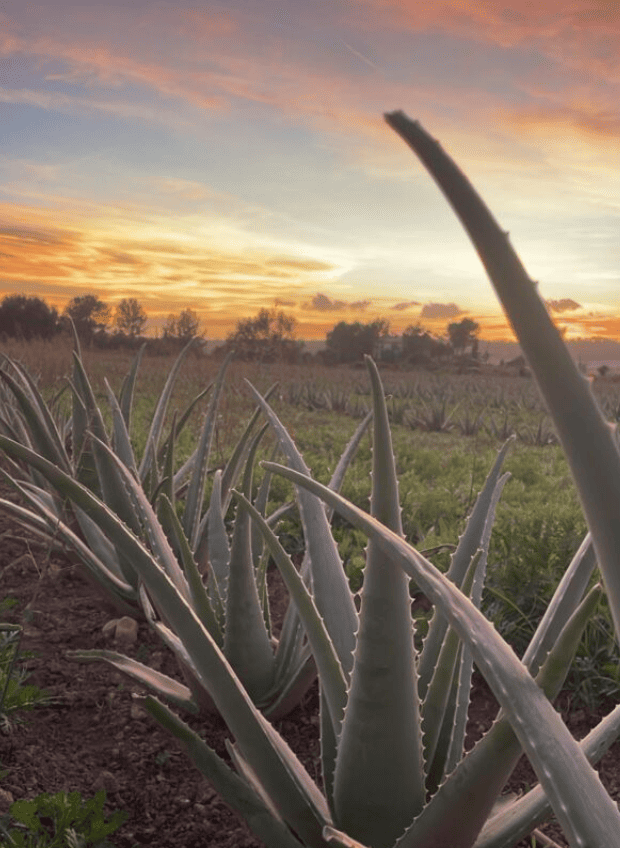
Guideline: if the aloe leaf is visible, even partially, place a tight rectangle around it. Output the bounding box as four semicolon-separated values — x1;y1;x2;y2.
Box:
474;703;620;848
522;533;596;675
0;367;70;472
0;494;135;600
399;583;603;848
118;343;145;429
442;472;509;779
183;351;234;550
234;491;346;734
323;825;370;848
418;439;513;698
0;434;330;843
158;494;223;646
143;697;307;848
246;381;358;680
385;110;620;646
138;338;197;483
205;469;229;616
263;462;620;848
422;551;479;781
324;410;372;522
67;649;199;713
104;378;139;476
223;433;276;703
333;357;426;848
262;653;316;721
219;382;279;512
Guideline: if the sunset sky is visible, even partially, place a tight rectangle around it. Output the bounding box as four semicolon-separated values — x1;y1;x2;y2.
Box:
1;1;619;341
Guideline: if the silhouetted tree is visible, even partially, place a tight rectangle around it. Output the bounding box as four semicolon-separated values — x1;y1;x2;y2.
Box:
325;319;389;364
163;308;202;341
447;318;479;357
63;295;110;342
402;324;450;364
0;295;59;340
225;308;300;362
114;298;147;337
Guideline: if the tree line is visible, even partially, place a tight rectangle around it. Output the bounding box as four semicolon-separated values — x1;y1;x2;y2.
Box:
0;293;481;365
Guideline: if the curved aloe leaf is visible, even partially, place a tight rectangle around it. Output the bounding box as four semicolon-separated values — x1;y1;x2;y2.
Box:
245;381;358;680
143;697;306;848
398;583;603;848
418;437;514;698
0;361;70;472
474;703;620;848
67;649;199;713
385;110;620;645
138;337;198;483
118;342;145;429
183;350;234;549
263;461;620;848
223;428;276;703
234;491;346;735
333;357;425;848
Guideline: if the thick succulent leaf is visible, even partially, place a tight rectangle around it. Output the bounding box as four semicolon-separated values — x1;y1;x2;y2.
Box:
385;110;620;647
67;649;199;713
397;583;603;848
333;358;426;848
262;653;315;721
418;440;513;699
522;533;596;675
72;506;138;590
89;436;191;599
0;367;70;472
117;342;145;429
0;491;135;601
324;410;373;522
323;826;370;848
422;552;478;781
234;491;346;734
263;462;620;848
0;435;330;844
474;703;620;848
246;381;358;680
138;337;197;483
183;350;234;549
143;697;307;848
104;379;140;476
205;469;229;616
223;447;276;703
219;381;279;512
441;473;509;779
158;494;223;646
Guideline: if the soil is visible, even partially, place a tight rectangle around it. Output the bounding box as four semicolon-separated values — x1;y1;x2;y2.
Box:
0;498;618;848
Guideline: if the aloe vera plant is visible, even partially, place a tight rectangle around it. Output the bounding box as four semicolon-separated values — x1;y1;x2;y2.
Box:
0;346;371;718
1;114;619;848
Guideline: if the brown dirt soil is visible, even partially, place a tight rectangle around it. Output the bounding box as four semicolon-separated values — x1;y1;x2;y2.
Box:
0;501;618;848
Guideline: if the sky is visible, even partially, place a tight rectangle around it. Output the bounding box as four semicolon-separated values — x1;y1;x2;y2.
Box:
1;0;619;341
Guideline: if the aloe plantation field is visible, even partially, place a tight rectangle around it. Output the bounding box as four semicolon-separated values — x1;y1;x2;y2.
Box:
0;336;619;847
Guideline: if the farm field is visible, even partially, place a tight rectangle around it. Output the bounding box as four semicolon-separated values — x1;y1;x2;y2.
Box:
0;338;619;847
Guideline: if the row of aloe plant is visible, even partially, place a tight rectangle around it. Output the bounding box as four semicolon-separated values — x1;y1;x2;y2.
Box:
0;330;371;719
0;111;618;847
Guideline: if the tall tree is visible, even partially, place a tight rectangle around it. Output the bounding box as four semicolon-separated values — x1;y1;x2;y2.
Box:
447;318;479;357
325;319;389;364
0;295;59;340
114;298;147;337
163;308;202;341
63;295;110;342
225;308;300;362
